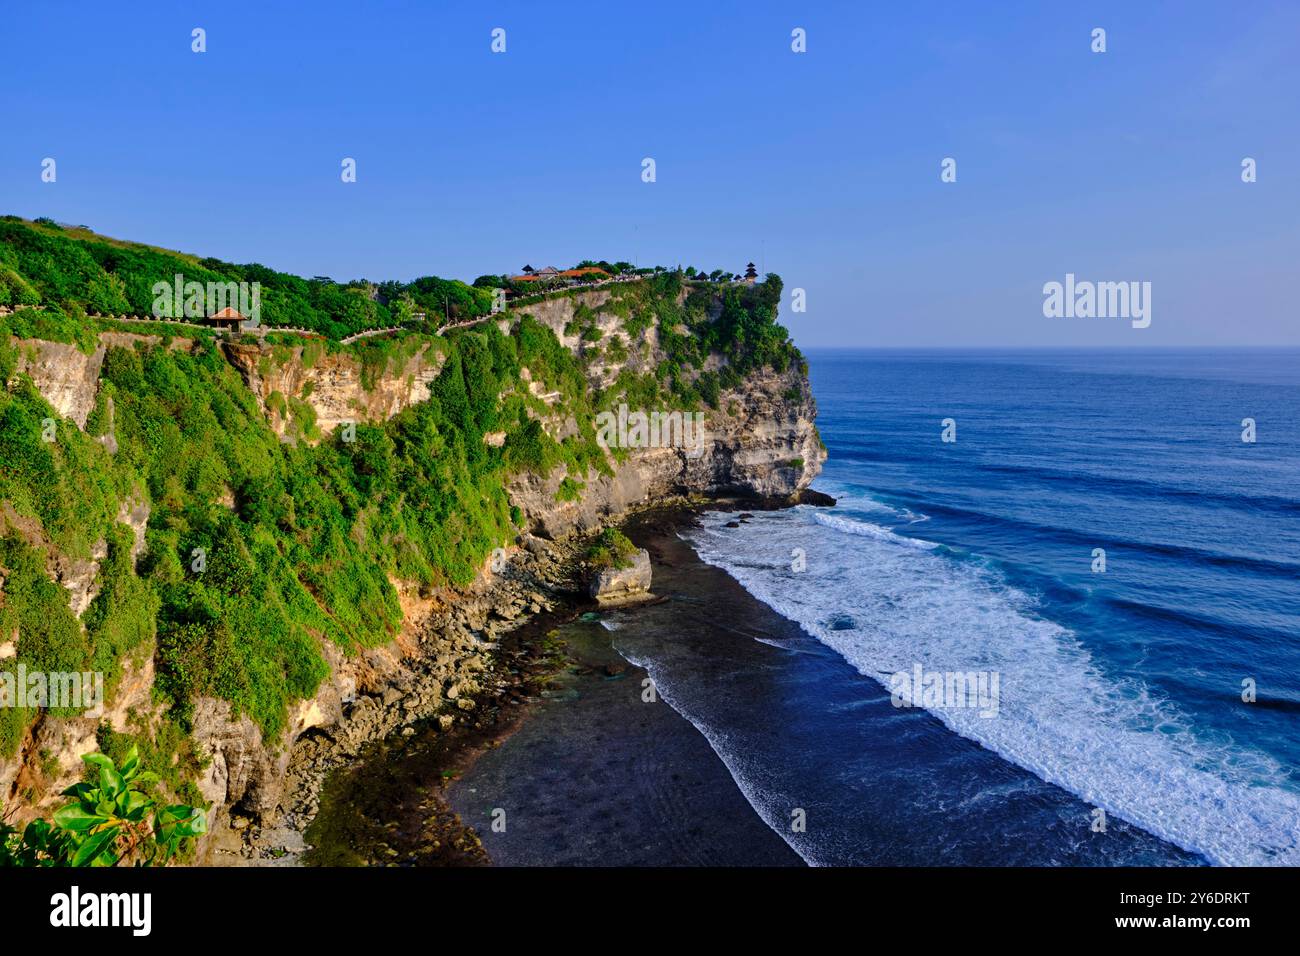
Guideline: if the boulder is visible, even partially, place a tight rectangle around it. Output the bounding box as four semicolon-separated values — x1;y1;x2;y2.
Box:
797;488;837;507
587;548;652;605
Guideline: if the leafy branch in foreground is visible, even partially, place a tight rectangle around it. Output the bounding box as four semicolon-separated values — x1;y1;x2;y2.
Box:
0;746;204;867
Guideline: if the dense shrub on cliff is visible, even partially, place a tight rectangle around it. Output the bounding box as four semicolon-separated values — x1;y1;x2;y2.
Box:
104;333;532;733
0;537;94;755
590;270;799;412
0;309;616;747
0;305;100;352
0;218;490;339
585;528;637;570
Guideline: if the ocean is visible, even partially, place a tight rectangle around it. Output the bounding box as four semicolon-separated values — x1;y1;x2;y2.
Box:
652;349;1300;866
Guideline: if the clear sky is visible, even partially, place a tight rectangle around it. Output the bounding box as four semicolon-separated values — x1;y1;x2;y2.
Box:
2;0;1297;347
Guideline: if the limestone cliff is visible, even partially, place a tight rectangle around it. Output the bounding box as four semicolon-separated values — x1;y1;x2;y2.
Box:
222;339;446;441
10;338;105;428
503;288;825;536
219;287;825;534
0;280;826;856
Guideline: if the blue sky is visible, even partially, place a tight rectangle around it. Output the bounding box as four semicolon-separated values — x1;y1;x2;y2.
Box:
2;0;1297;347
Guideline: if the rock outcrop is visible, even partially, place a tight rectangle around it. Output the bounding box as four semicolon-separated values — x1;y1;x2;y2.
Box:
11;338;105;428
223;340;446;441
505;289;826;537
196;552;564;863
587;548;652;604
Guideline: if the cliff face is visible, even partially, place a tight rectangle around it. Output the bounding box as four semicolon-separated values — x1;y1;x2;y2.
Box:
0;281;825;853
223;340;446;441
502;289;825;536
221;288;825;535
7;332;193;433
0;491;153;817
10;339;105;428
213;287;821;535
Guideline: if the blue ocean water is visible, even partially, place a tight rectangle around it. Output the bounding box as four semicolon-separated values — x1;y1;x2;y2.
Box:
669;349;1300;866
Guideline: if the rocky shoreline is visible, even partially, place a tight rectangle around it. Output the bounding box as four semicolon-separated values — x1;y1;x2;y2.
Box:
214;492;827;866
444;504;810;866
205;522;587;864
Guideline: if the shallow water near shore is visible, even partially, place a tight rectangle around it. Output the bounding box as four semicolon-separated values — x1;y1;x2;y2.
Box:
309;508;1198;865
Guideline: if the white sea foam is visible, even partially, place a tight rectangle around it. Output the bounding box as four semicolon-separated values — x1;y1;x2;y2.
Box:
685;503;1300;866
811;509;939;550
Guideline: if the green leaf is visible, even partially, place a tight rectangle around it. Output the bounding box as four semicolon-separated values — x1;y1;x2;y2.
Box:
157;804;187;824
60;782;94;799
52;804;108;833
119;745;140;779
98;764;125;797
22;819;51;842
81;753;114;772
180;808;207;837
157;804;206;841
70;826;118;867
88;845;120;867
122;791;149;823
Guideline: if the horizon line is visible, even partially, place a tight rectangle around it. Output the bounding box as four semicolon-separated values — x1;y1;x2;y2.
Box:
797;344;1300;351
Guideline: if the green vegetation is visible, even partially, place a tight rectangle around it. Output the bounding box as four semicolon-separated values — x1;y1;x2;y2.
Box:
585;271;798;414
0;538;94;754
0;220;806;844
585;528;638;570
82;524;160;697
0;747;204;867
0;305;99;352
556;476;585;502
0;309;622;745
0;217;491;339
96;721;206;812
